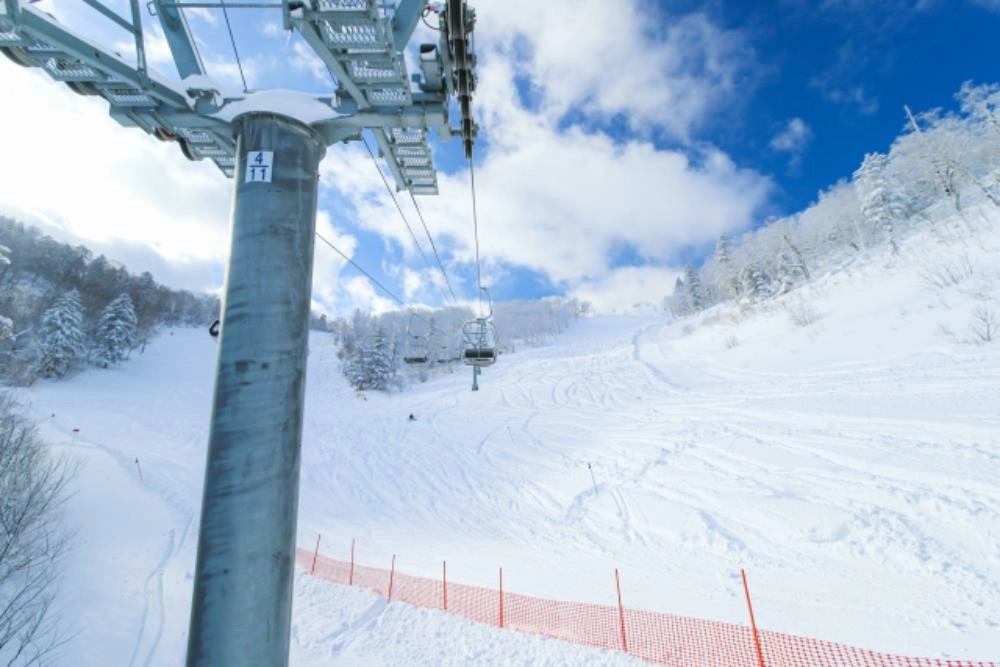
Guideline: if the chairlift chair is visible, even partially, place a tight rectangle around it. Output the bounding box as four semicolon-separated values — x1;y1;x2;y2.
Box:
461;318;498;367
402;313;429;365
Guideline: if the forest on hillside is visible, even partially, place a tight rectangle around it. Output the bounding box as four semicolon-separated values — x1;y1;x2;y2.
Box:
667;82;1000;317
0;217;219;384
327;298;586;391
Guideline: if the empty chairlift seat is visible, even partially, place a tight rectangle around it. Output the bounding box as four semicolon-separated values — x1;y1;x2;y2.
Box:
461;318;497;367
403;313;430;365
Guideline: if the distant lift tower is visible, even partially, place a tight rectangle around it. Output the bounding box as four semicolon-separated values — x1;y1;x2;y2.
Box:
0;1;478;664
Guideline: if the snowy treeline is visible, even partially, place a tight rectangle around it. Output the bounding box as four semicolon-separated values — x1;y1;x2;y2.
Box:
0;217;218;384
667;82;1000;316
326;297;584;391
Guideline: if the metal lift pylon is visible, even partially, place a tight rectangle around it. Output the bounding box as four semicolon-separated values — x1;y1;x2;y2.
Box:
186;113;329;666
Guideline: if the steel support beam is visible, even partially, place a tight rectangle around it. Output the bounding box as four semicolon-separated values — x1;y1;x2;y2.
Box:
152;0;206;79
14;3;191;108
186;112;326;667
392;0;426;50
371;127;408;191
295;20;371;109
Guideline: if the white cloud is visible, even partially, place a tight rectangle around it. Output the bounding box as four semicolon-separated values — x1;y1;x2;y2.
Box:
770;118;812;153
185;8;219;26
322;53;772;292
770;118;813;170
822;85;879;114
342;277;396;314
481;1;756;139
0;66;231;267
402;269;425;300
311;211;357;313
290;40;330;86
570;266;681;313
4;2;773;313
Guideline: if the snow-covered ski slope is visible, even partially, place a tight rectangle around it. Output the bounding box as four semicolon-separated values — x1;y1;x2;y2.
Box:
23;220;1000;665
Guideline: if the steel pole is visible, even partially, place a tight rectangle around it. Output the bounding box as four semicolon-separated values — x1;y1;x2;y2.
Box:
187;112;326;667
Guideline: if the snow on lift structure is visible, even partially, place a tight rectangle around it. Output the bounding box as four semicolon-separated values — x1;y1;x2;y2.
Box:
402;312;429;365
462;288;497;368
0;0;479;189
0;0;480;663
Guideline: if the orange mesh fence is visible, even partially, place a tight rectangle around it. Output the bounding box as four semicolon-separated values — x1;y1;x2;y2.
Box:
295;547;996;667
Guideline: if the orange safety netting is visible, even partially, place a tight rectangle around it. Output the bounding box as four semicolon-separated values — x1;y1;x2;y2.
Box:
296;548;997;667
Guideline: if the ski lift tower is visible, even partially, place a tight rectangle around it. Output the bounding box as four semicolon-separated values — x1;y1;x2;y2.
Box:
0;0;478;664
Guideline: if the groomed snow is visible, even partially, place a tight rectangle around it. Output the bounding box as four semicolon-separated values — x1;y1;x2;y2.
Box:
19;216;1000;665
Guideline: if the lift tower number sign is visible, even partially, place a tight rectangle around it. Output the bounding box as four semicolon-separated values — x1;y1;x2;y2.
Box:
245;151;274;183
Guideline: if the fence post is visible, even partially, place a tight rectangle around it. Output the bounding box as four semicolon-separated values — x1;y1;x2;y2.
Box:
741;569;766;667
442;561;448;611
615;568;628;653
499;566;504;629
388;554;396;601
309;533;321;575
349;538;355;586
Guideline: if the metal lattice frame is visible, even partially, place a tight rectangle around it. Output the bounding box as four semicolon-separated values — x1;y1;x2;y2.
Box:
0;0;478;193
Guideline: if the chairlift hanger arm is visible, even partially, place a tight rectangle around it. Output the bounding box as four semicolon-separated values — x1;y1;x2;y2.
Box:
479;286;492;319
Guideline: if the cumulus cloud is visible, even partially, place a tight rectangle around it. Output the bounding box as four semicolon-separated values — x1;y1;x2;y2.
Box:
322;46;772;293
0;67;232;269
770;118;812;152
480;1;757;139
570;266;682;313
5;0;773;313
312;211;357;313
770;118;813;170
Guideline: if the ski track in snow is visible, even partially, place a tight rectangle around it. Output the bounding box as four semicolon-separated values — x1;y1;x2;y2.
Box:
20;235;1000;664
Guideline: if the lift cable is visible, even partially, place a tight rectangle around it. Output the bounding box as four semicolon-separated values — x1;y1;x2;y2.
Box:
314;231;430;325
218;0;248;92
361;136;454;306
407;190;459;304
468;157;484;316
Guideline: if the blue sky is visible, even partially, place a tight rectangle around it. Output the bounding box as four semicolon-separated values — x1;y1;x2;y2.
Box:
698;0;1000;215
1;0;998;313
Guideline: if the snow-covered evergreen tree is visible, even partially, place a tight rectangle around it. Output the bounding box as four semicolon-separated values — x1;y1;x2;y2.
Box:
715;235;730;265
93;292;138;368
684;263;704;312
426;317;444;365
854;152;906;253
348;326;396;391
36;289;87;378
345;345;367;389
739;263;772;300
364;326;396;391
669;276;688;315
